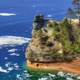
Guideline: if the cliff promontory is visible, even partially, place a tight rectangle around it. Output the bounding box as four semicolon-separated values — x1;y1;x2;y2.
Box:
26;15;80;63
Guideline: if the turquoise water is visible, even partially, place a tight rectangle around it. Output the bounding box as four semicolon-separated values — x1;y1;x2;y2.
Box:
27;69;80;80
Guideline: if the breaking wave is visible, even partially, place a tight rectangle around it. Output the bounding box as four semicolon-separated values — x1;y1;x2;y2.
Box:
0;13;16;16
0;36;31;46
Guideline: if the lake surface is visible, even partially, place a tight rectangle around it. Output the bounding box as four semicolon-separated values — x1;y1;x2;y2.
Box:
0;0;80;80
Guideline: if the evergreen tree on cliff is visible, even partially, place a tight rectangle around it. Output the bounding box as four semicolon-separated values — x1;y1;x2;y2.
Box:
33;14;44;29
68;0;80;25
67;8;73;24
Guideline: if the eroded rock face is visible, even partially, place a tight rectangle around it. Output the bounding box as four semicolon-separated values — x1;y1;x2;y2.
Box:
26;17;80;63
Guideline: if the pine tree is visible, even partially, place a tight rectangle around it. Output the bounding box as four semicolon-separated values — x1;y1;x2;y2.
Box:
34;14;44;29
68;0;80;25
67;8;73;24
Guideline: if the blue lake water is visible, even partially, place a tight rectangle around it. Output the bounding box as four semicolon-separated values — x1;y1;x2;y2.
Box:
1;0;80;80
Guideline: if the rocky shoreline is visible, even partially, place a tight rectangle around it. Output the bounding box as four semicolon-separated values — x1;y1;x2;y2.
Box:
27;60;80;74
26;14;80;74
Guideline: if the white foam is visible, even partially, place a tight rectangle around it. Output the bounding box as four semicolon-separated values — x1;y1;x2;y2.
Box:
5;62;11;67
7;67;14;71
14;63;19;70
10;53;20;56
57;71;65;77
8;49;17;52
5;62;20;71
0;67;8;73
77;76;80;79
0;36;31;46
16;74;23;80
38;77;48;80
48;73;56;78
66;77;73;80
0;13;16;16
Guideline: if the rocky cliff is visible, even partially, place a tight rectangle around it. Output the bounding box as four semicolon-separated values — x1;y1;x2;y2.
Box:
26;15;80;63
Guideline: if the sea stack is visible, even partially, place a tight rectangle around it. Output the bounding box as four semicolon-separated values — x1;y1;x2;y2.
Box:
26;0;80;74
26;14;80;74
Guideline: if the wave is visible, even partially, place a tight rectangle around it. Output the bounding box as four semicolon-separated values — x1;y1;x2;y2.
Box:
0;13;16;16
0;62;20;73
8;49;17;52
38;71;80;80
0;36;31;46
0;67;8;73
10;53;20;56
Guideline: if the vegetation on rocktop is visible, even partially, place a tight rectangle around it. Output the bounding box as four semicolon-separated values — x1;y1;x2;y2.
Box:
27;14;80;62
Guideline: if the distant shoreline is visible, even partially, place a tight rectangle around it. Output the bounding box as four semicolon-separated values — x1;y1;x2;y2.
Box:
27;60;80;74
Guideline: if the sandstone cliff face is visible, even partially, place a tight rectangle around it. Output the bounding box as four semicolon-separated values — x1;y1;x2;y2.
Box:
26;15;80;63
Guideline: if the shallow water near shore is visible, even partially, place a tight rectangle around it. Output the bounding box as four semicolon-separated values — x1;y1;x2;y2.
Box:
27;68;80;80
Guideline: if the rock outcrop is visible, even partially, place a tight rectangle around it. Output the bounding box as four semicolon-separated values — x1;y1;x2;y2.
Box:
26;15;80;63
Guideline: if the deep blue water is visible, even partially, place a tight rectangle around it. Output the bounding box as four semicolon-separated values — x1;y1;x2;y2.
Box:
0;0;72;36
0;0;73;80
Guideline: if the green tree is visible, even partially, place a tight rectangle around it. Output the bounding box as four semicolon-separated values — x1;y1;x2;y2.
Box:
67;8;74;24
34;14;44;30
68;0;80;25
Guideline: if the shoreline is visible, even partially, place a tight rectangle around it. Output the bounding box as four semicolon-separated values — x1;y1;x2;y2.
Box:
27;60;80;74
